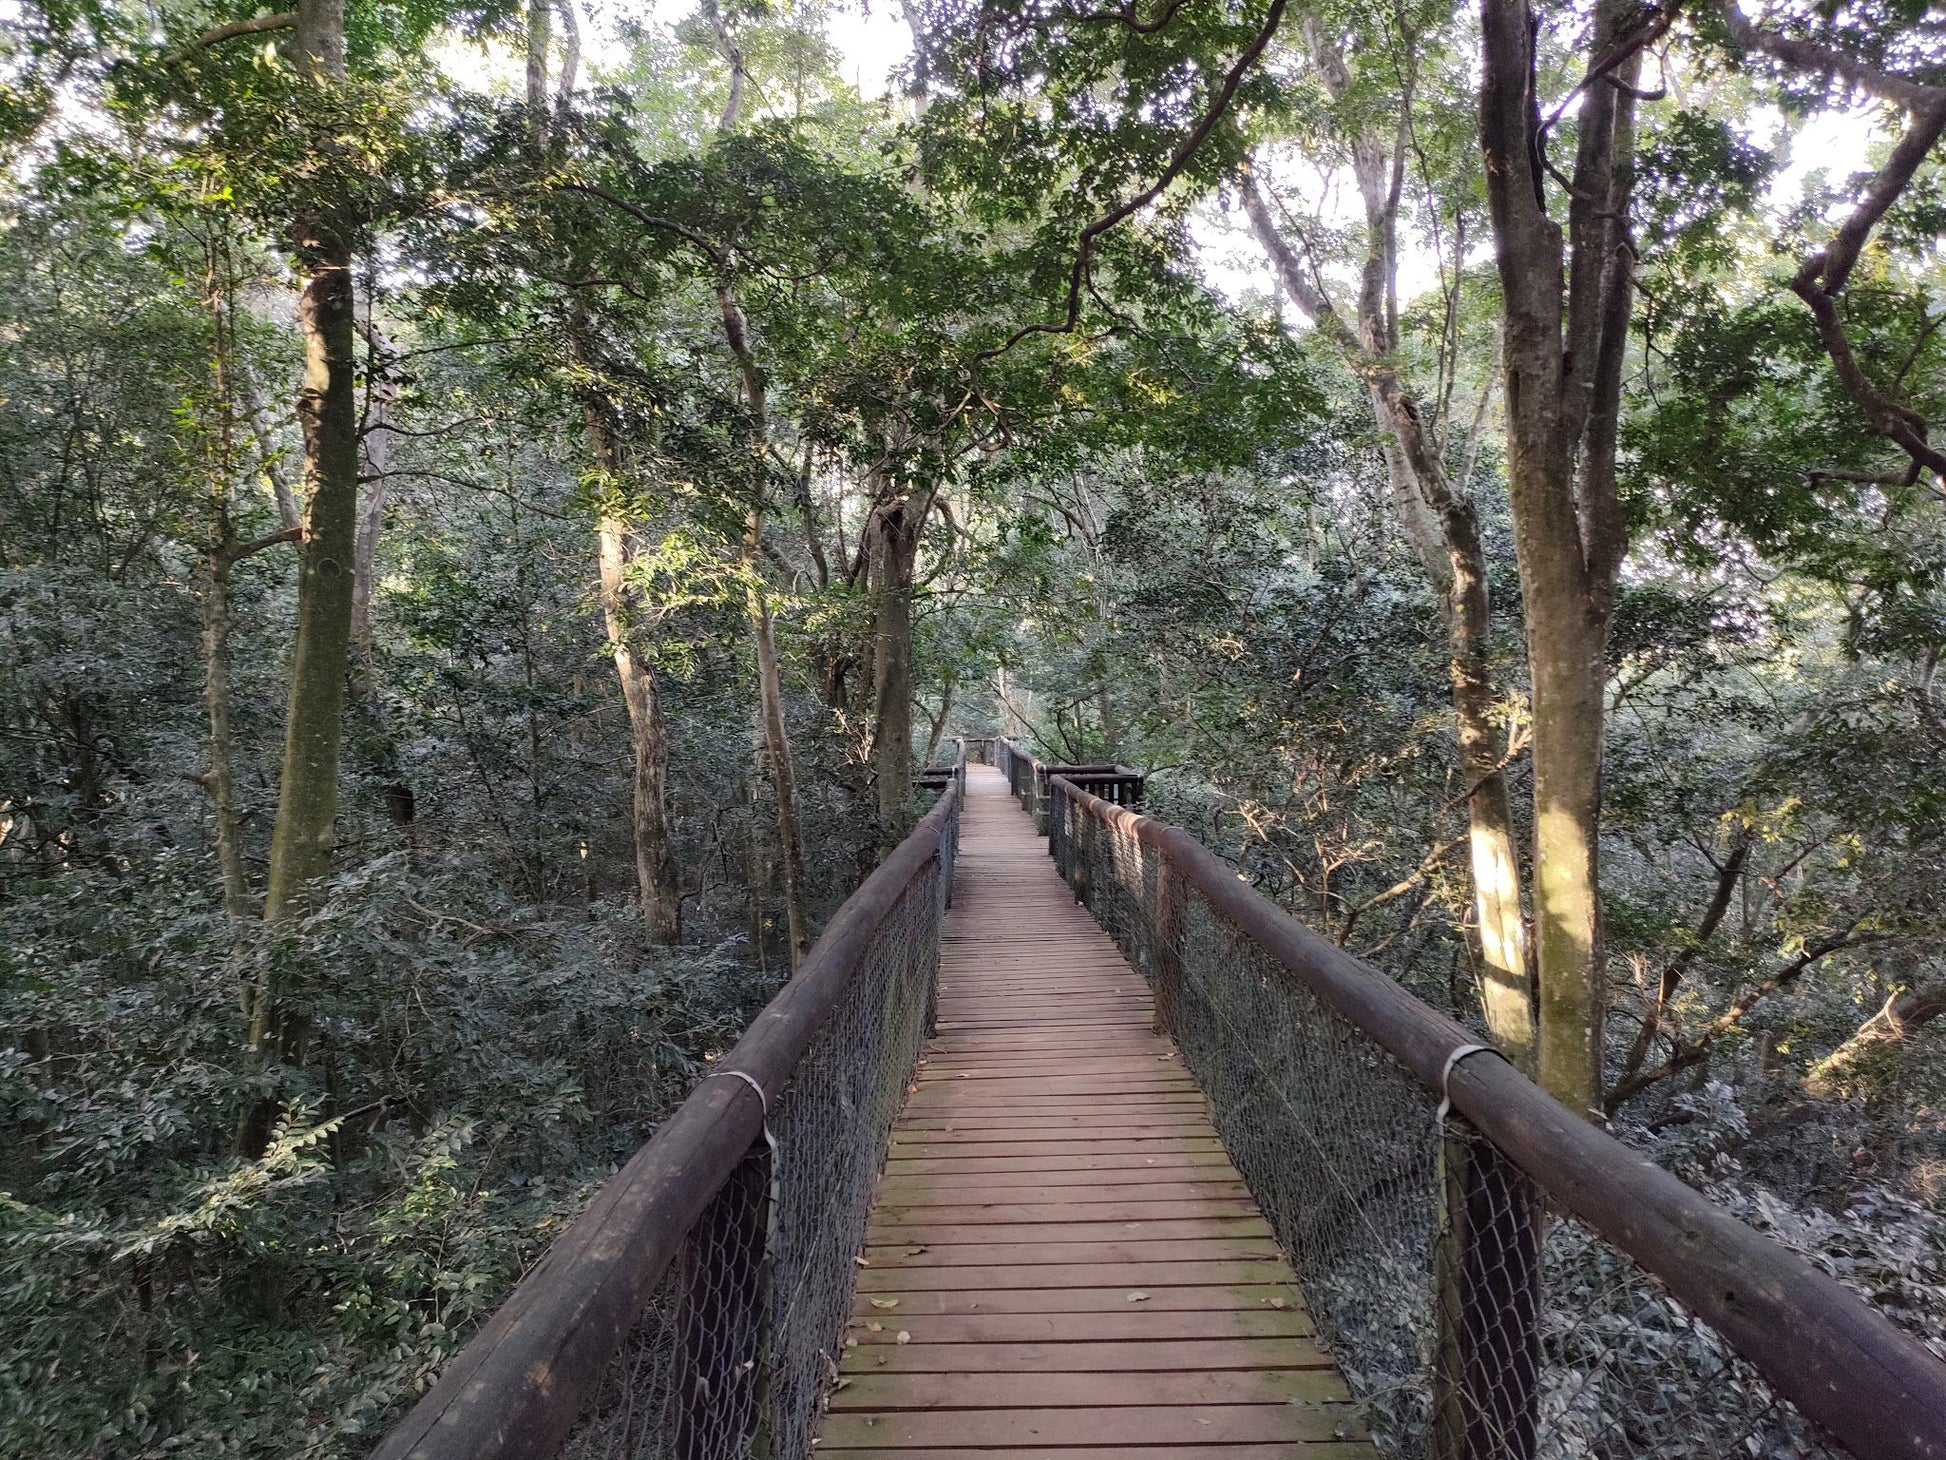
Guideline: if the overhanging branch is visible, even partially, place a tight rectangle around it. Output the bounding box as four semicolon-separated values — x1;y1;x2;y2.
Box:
975;0;1289;367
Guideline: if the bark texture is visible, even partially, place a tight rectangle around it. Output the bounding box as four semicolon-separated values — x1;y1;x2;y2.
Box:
719;286;811;966
1243;116;1532;1065
260;0;357;943
199;550;254;923
1478;0;1643;1114
868;482;927;844
570;316;682;945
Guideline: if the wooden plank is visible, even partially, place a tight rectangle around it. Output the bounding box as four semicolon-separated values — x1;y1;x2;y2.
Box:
844;1311;1315;1344
826;1369;1351;1409
868;1218;1275;1245
888;1129;1220;1148
878;1157;1237;1183
895;1129;1214;1136
813;1447;1379;1459
839;1336;1330;1372
875;1179;1255;1204
886;1149;1226;1167
816;1404;1367;1447
863;1238;1281;1267
901;1091;1196;1105
881;1152;1239;1176
856;1260;1290;1291
871;1198;1262;1223
848;1284;1307;1317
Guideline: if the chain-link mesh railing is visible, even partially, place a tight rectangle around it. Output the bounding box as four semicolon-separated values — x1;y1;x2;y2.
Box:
1045;774;1945;1460
376;770;962;1460
997;736;1038;820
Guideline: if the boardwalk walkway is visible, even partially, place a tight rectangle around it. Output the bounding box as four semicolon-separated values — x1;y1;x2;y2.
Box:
815;764;1377;1458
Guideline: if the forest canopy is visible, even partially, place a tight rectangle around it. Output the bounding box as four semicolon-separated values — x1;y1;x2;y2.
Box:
2;0;1943;1450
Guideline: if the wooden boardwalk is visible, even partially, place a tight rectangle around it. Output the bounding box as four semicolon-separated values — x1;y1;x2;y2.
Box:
816;764;1377;1458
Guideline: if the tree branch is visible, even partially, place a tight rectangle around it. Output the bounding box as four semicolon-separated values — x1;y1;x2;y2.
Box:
557;183;729;269
1720;0;1946;478
976;0;1288;366
168;11;296;63
1605;923;1878;1112
218;525;303;563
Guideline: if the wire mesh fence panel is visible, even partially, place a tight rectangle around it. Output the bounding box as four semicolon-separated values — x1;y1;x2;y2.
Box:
762;861;940;1460
1046;781;1895;1460
558;834;948;1460
560;1270;683;1460
1049;789;1158;981
1529;1205;1848;1460
1174;880;1445;1457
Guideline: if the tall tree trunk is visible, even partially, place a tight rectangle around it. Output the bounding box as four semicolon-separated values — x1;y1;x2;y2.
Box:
745;520;810;964
200;551;254;923
525;0;550;109
869;489;925;844
922;678;954;766
198;244;258;926
234;357;301;531
718;284;811;965
569;314;682;944
241;0;357;1157
743;749;770;971
598;519;681;943
260;0;357;943
554;0;579;99
350;305;394;703
1479;0;1641;1114
1242;159;1533;1065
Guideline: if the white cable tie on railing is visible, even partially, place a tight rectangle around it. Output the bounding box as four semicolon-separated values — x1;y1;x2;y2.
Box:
709;1069;783;1231
1435;1042;1507;1130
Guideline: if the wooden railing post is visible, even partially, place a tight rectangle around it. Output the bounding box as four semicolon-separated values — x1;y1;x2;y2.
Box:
1434;1117;1542;1460
1151;850;1183;1036
1066;786;1094;907
671;1140;771;1460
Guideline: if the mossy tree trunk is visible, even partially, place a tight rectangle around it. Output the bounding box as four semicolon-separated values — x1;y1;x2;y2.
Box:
1479;0;1643;1114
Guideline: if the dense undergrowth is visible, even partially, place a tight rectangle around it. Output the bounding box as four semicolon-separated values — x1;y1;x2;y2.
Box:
1;856;781;1456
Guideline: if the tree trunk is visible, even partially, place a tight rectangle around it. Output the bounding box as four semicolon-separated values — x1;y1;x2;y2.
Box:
235;357;301;531
869;490;924;844
570;313;682;945
525;0;550;109
718;284;811;966
922;678;954;766
242;0;356;1157
199;550;255;923
350;306;394;702
1242;164;1533;1065
745;537;810;964
1806;982;1946;1096
1479;0;1641;1114
198;242;259;926
1522;605;1608;1110
598;514;681;943
260;0;357;943
554;0;579;99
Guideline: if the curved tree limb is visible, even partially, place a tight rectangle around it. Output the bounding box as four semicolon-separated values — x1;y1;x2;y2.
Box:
1721;0;1946;478
167;10;296;63
976;0;1289;366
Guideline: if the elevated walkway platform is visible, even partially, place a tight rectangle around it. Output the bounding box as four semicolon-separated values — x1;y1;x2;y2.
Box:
816;765;1377;1458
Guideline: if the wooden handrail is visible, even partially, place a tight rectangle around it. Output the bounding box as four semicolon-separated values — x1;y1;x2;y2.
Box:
1047;773;1946;1460
371;779;963;1460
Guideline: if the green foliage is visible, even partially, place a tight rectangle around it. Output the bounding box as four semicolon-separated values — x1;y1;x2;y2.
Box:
1;857;770;1456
